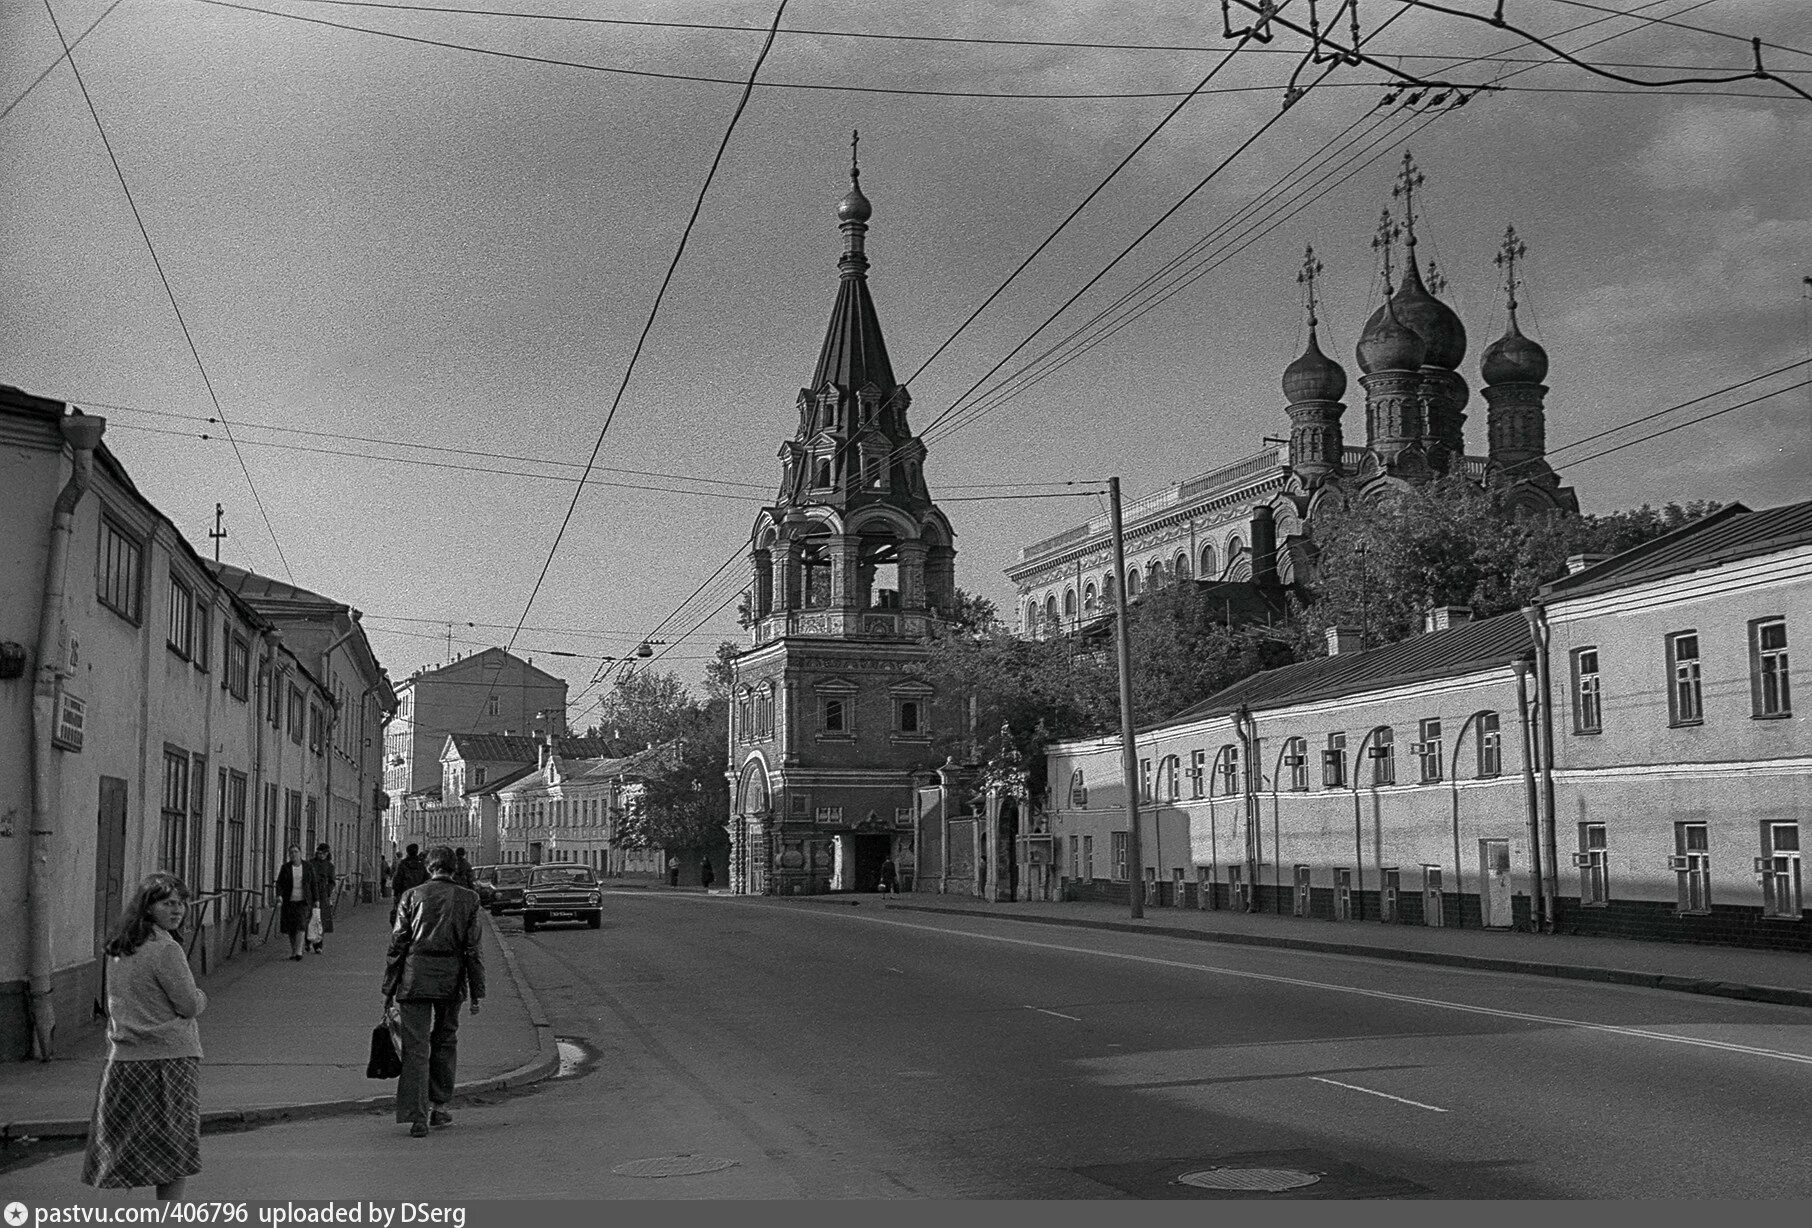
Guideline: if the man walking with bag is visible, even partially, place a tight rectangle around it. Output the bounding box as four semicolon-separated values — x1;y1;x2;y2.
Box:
383;845;484;1139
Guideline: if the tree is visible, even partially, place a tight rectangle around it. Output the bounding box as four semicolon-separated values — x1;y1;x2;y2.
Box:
589;669;729;858
1122;583;1296;727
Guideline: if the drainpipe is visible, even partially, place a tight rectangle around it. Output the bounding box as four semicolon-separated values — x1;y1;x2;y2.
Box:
28;411;106;1060
1447;710;1488;926
1512;660;1547;931
1522;604;1561;932
1348;727;1379;919
1238;705;1260;911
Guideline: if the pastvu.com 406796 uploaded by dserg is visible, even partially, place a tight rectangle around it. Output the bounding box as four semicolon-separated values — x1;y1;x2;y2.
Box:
6;1204;465;1228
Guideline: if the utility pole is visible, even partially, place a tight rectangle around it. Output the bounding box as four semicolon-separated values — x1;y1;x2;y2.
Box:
208;503;227;562
1109;477;1143;920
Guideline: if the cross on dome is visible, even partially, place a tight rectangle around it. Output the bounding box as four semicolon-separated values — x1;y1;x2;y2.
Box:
1297;244;1325;331
1495;224;1529;323
1371;208;1400;294
1392;150;1426;254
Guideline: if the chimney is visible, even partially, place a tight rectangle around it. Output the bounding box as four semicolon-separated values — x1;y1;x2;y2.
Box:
1249;505;1279;590
1423;605;1474;633
1326;626;1363;656
1566;553;1609;575
537;729;554;771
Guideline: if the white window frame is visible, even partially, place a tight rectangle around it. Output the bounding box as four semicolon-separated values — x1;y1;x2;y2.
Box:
1110;831;1128;881
1751;617;1791;718
1668;632;1703;726
1573;647;1603;734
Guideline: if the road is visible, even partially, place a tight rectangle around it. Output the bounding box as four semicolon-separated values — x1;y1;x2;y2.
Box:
9;890;1812;1199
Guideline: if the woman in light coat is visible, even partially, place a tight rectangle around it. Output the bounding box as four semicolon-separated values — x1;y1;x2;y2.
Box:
274;845;317;961
83;873;207;1200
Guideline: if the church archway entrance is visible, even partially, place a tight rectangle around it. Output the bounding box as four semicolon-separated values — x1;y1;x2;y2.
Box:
831;831;891;892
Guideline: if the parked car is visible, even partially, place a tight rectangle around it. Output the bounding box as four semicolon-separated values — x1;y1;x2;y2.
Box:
471;865;500;909
521;865;603;933
487;865;531;916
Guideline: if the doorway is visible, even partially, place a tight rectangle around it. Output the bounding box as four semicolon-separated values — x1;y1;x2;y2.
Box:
1480;838;1513;928
836;832;891;892
93;778;129;960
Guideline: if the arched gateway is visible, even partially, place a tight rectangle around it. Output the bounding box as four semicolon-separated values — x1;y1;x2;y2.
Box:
725;145;955;896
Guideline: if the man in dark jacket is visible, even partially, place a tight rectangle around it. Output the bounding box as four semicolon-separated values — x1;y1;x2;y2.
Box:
452;847;476;890
389;844;429;924
384;845;484;1137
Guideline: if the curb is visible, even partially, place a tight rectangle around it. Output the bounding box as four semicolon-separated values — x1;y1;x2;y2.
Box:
881;902;1812;1011
3;917;562;1144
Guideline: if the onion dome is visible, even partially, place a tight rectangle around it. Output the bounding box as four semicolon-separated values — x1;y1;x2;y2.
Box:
1480;315;1549;385
1283;327;1347;403
837;171;872;222
1361;260;1466;370
1356;299;1426;373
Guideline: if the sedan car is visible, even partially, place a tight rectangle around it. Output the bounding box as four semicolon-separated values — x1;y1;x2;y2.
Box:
521;865;603;933
486;865;531;917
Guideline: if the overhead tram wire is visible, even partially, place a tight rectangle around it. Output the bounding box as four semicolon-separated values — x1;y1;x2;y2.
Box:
1544;378;1812;473
41;1;296;581
1;0;127;124
1536;0;1812;59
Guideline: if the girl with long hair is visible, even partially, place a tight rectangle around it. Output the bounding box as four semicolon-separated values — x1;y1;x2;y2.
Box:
83;873;206;1200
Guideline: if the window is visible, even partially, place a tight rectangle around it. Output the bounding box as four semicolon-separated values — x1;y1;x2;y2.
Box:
486;694;500;717
267;666;283;726
1762;823;1801;918
1577;823;1608;905
1370;727;1395;786
1668;632;1703;725
1138;758;1152;803
475;766;487;787
305;795;319;851
1111;832;1128;881
1216;744;1239;795
1417;718;1443;784
287;686;304;744
1572;648;1603;734
894;698;920;734
1477;712;1502;778
1158;755;1180;802
812;455;832;487
1083;583;1098;614
1188;749;1207;799
1063;588;1076;619
1752;618;1791;717
1068;834;1079;879
1125;568;1141;599
192;596;211;671
1082;835;1094;880
97;516;143;621
226;632;251;700
1673;822;1710;913
188;753;207;889
168;575;194;658
1044;595;1058;625
160;748;189;875
1200;543;1217;579
308;704;325;756
1068;769;1088;808
822;697;848;733
1323;731;1347;788
1284;737;1309;791
1173;550;1191;581
225;771;248;890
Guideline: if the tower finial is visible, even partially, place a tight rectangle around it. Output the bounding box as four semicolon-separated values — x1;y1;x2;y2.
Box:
851;128;860;181
1426;259;1448;297
1392;150;1425;254
1495;224;1528;325
1371;207;1400;295
1297;244;1325;332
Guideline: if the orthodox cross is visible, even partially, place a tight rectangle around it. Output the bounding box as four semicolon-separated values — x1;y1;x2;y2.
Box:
1392;150;1426;253
1495;224;1528;323
208;503;227;562
1297;244;1325;331
1426;259;1449;296
1371;208;1400;294
850;128;860;179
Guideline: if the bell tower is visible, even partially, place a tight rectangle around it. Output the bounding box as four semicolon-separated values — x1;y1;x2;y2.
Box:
727;140;956;897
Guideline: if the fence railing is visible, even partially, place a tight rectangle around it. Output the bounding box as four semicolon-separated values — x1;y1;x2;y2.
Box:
184;886;262;973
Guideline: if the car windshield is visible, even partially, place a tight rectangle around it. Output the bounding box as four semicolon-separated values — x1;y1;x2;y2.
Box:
495;867;529;885
529;867;597;887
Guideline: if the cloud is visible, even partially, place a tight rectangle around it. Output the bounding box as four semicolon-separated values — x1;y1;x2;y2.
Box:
1636;104;1798;193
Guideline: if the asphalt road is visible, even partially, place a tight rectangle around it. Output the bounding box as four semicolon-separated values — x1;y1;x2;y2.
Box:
9;891;1812;1200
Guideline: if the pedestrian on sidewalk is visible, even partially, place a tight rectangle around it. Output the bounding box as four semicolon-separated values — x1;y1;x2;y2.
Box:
452;847;476;890
699;857;715;891
667;855;680;888
384;845;485;1139
306;843;337;955
275;846;318;961
879;857;899;896
83;873;206;1201
389;843;428;925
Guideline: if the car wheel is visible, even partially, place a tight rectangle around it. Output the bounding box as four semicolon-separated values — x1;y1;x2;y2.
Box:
587;913;601;929
522;916;538;933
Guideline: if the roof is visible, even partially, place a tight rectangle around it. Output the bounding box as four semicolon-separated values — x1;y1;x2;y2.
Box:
470;764;537;796
811;265;896;395
1160;610;1532;729
396;645;566;690
207;561;341;610
444;733;616;763
1542;499;1811;600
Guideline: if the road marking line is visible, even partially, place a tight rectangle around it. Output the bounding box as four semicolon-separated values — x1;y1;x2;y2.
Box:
1026;1005;1082;1021
800;909;1812;1069
1310;1076;1448;1112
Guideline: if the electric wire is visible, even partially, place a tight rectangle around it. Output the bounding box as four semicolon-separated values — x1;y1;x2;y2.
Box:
37;0;297;581
1537;0;1812;59
1545;377;1812;472
0;0;127;124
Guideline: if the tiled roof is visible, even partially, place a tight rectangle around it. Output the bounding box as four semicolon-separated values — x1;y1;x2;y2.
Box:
1161;610;1532;728
471;764;537;796
1543;499;1811;599
445;733;616;763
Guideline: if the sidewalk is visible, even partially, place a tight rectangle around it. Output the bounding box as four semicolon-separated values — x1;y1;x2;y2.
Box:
0;898;557;1141
875;893;1812;1009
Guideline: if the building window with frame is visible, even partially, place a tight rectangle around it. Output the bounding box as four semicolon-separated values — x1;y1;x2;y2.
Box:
1751;618;1791;718
1158;755;1180;802
192;596;211;671
1323;731;1346;788
1125;568;1141;599
1284;737;1309;791
225;771;248;890
486;694;500;717
1138;758;1152;803
1083;583;1098;614
287;685;304;744
1216;744;1239;796
474;766;487;787
1068;834;1079;879
267;667;283;726
1477;712;1502;778
1572;648;1603;734
1111;831;1128;881
1188;749;1206;799
1417;718;1443;784
226;632;251;700
1761;822;1801;918
308;704;325;756
822;697;849;734
1673;821;1711;912
1082;836;1094;880
98;516;143;621
160;748;189;875
1577;822;1608;905
896;699;923;735
1667;632;1703;726
1370;727;1396;786
168;575;194;658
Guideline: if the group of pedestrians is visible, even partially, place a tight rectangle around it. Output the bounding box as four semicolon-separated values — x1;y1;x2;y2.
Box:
83;842;488;1200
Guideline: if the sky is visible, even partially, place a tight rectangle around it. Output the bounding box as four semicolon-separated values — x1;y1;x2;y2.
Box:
3;0;1809;726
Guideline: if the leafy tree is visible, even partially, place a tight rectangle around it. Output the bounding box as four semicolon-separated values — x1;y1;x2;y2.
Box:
588;669;729;859
1122;583;1296;726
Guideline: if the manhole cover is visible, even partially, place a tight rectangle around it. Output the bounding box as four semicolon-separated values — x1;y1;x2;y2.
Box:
1178;1168;1321;1193
611;1155;738;1178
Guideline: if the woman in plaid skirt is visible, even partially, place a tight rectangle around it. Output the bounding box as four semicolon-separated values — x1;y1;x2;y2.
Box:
83;873;207;1199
